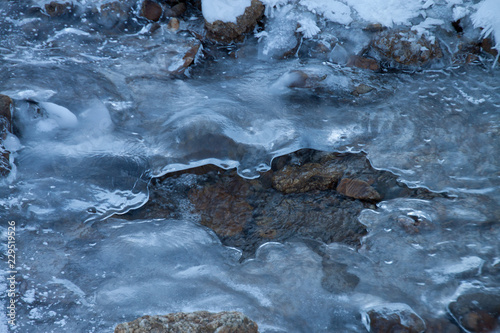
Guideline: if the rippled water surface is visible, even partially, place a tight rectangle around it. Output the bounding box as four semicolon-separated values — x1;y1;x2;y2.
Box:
0;1;499;332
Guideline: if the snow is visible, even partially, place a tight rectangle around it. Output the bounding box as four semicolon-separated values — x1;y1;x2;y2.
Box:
36;102;78;132
201;0;251;23
300;0;352;25
344;0;423;27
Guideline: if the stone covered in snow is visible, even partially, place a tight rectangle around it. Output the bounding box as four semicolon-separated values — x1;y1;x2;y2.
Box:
203;0;264;42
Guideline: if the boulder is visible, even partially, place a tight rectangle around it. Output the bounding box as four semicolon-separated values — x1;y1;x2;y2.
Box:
114;311;259;333
94;1;130;30
204;0;264;42
346;55;380;71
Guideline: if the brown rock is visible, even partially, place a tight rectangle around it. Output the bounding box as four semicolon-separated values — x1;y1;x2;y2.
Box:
141;0;162;22
363;23;385;32
114;311;259;333
337;178;381;201
169;42;201;74
364;304;426;333
189;177;253;237
167;17;180;31
481;38;499;57
44;1;73;17
272;163;342;194
164;2;186;17
205;0;264;42
369;30;443;68
346;55;380;71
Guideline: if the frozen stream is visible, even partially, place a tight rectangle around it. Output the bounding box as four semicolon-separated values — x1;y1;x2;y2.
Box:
0;0;499;332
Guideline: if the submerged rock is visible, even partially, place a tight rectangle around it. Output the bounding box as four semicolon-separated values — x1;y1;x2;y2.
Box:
123;149;444;257
0;94;13;177
204;0;264;42
368;30;443;68
141;0;163;22
44;1;73;17
361;303;426;333
114;311;259;333
94;1;130;30
448;293;500;332
346;55;380;71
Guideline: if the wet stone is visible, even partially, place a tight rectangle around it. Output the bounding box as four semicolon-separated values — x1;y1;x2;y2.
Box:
346;55;380;71
44;1;73;17
122;149;445;257
0;94;13;177
164;2;186;17
114;311;259;333
94;2;130;30
205;0;264;42
141;0;163;22
167;17;180;31
448;293;500;333
362;303;426;333
337;178;381;201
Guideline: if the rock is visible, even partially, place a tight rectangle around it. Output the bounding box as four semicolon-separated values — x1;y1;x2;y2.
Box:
189;177;253;237
369;30;443;68
164;2;186;17
204;0;264;42
168;41;202;74
44;1;73;17
272;162;342;194
361;303;426;333
114;311;259;333
167;17;180;31
352;84;375;96
346;55;380;71
95;1;130;30
141;0;163;22
122;149;444;257
423;318;461;333
481;38;499;57
448;293;500;332
337;178;381;201
0;95;13;177
363;23;385;32
321;257;360;293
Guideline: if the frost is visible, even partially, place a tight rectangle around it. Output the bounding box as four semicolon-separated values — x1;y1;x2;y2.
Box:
201;0;251;23
297;17;320;38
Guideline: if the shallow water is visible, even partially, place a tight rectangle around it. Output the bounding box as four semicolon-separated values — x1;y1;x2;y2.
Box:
1;1;499;332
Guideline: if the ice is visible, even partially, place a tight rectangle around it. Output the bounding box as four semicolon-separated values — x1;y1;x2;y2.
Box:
300;0;352;25
472;0;500;65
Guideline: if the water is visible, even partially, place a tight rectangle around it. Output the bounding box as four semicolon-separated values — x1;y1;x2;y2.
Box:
1;1;499;332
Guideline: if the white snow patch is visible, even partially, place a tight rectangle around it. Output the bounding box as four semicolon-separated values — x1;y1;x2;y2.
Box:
37;102;78;132
202;0;251;23
300;0;352;25
344;0;423;27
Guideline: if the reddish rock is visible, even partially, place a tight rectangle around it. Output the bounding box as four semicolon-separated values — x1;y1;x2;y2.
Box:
114;311;259;333
141;0;163;22
337;178;381;201
205;0;264;42
448;293;500;332
346;55;380;71
481;38;498;57
169;42;202;74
